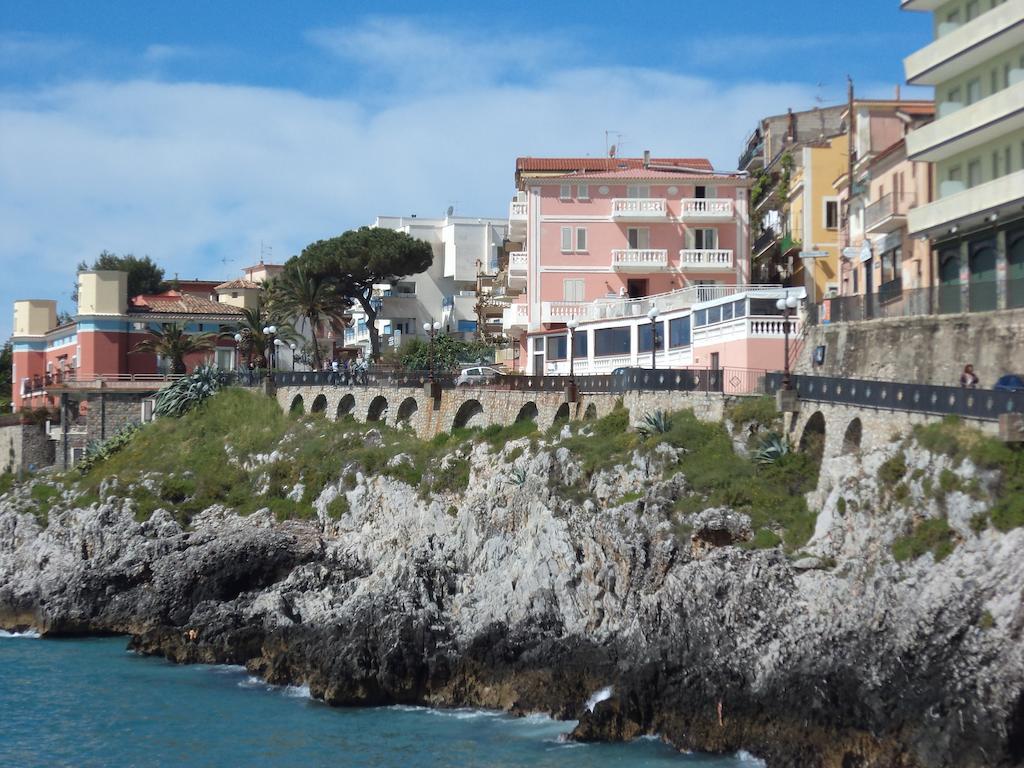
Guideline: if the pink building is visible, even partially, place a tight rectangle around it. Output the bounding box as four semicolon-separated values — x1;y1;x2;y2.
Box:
499;155;801;380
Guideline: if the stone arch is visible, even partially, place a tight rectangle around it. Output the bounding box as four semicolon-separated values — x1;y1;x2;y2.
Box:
310;394;328;414
337;393;355;419
799;411;827;464
842;417;863;454
453;399;484;430
515;401;538;423
583;403;598;420
289;394;304;415
396;396;419;426
367;395;388;422
552;402;570;425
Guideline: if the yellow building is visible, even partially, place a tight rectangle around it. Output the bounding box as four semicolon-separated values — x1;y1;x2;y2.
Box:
786;133;849;302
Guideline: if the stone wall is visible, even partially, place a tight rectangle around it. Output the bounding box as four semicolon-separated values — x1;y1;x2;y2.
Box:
83;393;147;442
796;309;1024;387
0;423;55;474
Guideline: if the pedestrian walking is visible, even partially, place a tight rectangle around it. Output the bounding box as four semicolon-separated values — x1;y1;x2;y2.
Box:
330;358;340;386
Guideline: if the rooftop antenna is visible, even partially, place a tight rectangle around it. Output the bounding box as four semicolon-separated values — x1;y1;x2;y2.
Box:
814;83;827;138
605;130;624;158
259;241;272;264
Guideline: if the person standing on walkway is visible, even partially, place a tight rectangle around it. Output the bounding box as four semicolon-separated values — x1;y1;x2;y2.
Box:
330;358;340;386
960;364;979;388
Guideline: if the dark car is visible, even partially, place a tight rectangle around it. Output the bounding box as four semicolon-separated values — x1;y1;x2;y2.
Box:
994;374;1024;392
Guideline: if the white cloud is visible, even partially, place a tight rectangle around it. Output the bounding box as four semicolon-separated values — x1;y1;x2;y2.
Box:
0;21;829;341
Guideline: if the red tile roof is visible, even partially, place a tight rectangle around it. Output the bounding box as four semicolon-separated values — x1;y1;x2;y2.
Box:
547;167;741;181
129;291;243;316
517;157;713;172
215;279;262;290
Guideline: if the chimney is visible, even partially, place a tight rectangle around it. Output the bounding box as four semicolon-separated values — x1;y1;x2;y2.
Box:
787;108;796;142
643;150;651;169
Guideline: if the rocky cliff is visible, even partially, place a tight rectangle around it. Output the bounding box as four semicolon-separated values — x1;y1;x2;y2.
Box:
1;399;1022;768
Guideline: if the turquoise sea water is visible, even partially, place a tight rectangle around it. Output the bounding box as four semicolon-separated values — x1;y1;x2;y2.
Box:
0;633;763;768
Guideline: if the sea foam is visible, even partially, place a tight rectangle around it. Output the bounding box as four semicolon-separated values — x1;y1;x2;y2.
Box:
0;629;40;639
585;685;613;712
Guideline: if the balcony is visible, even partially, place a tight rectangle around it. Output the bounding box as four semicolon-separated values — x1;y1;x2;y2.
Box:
908;168;1024;236
508;199;528;241
692;316;801;345
541;301;589;324
753;228;779;257
502;303;529;332
864;193;911;235
904;2;1024;85
678;249;734;270
611;249;669;272
507;251;528;290
610;198;667;220
738;140;764;172
680;198;734;220
906;79;1024;163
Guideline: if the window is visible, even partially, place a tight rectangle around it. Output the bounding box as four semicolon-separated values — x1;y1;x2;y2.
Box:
966;0;979;20
534;337;545;352
546;335;567;361
559;184;571;200
562;226;586;252
968;159;982;187
733;299;746;318
707;305;722;324
853;265;859;293
593;327;631;357
627;185;650;199
668;316;691;348
721;301;734;321
689;228;717;249
578;184;589;200
694;309;707;327
824;198;839;230
563;279;585;302
627;227;650;249
993;151;1001;178
576;227;587;251
966;78;981;105
572;329;588;358
948;166;962;181
561;227;572;251
638;321;663;353
750;298;785;315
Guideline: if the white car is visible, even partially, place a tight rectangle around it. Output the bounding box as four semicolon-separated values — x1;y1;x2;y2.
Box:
455;366;505;387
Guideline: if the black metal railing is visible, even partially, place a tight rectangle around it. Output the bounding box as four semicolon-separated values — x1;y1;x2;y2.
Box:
271;366;769;396
765;372;1020;422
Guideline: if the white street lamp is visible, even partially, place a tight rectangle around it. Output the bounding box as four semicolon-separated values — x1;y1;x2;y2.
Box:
777;295;798;389
647;306;660;371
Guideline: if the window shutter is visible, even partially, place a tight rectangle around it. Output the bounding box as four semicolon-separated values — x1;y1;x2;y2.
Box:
561;227;572;251
576;227;587;251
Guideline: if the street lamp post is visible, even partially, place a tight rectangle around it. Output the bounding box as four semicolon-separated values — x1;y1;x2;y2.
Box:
233;333;243;369
775;296;799;389
422;320;442;382
262;324;278;372
647;306;660;371
566;319;579;403
290;342;297;371
273;338;282;371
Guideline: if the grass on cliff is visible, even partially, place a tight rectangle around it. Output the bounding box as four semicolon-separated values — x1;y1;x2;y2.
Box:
912;416;1024;532
554;405;817;551
71;388;481;526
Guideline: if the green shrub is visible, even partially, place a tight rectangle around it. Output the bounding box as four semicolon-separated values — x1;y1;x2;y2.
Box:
326;494;349;519
978;610;995;630
154;365;230;418
636;410;672;436
892;517;956;562
159;476;196;504
0;473;15;496
878;454;908;486
969;512;988;534
726;396;778;428
938;468;962;495
745;528;782;549
753;433;790;465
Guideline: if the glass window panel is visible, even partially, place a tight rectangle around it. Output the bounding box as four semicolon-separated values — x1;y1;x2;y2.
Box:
669;316;691;348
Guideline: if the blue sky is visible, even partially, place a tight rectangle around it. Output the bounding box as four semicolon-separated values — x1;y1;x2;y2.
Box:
0;1;932;340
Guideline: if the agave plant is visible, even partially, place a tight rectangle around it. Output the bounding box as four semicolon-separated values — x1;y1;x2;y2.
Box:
154;365;230;418
636;410;672;436
754;433;791;465
76;424;140;474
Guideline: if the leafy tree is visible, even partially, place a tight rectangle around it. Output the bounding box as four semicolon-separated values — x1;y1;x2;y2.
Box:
56;310;74;326
399;334;493;372
265;266;349;370
75;252;166;303
0;339;12;409
293;227;433;359
130;324;219;375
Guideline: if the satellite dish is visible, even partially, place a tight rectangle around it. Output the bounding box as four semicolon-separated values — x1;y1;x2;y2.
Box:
446;205;455;217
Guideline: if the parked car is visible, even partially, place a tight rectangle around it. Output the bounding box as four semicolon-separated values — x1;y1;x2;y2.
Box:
994;374;1024;392
455;366;505;387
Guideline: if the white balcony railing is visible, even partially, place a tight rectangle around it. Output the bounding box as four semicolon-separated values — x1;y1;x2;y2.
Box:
611;249;669;271
502;303;529;330
541;301;590;324
508;251;528;275
509;201;528;219
692;316;800;345
680;198;734;218
611;198;667;218
678;249;734;269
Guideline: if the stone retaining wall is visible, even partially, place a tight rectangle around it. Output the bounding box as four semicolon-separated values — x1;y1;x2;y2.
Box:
0;423;54;474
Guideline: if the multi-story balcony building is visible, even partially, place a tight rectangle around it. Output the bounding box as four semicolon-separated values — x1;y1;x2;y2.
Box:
903;0;1024;312
833;99;936;312
501;155;753;369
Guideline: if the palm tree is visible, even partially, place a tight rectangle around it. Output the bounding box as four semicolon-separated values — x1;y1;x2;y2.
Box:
234;303;295;369
268;267;350;370
130;324;218;375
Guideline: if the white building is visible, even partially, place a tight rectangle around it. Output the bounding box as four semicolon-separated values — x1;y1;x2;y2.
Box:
345;215;508;352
